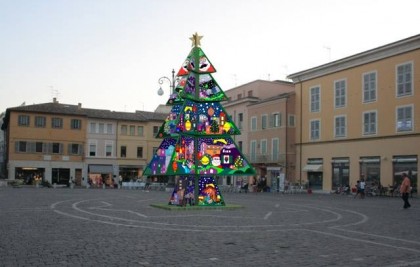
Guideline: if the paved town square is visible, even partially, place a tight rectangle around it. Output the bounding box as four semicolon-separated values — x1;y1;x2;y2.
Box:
0;187;419;267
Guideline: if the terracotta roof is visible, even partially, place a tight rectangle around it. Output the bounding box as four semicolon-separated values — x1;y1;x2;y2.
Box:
2;101;167;129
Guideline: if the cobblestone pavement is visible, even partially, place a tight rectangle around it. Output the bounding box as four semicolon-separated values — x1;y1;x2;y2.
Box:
0;187;419;267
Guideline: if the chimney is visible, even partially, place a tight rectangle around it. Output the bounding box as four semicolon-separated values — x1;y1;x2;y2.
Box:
53;97;58;103
78;103;82;109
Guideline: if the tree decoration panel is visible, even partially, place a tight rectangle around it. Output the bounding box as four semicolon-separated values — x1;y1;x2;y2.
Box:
181;73;227;102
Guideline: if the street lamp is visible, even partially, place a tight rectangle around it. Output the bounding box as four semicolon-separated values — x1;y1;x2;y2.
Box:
157;69;176;96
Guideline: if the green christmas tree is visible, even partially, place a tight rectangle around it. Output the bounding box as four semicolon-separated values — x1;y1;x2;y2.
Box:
144;33;255;206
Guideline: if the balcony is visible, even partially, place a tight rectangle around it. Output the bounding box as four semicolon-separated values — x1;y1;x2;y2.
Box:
244;153;287;164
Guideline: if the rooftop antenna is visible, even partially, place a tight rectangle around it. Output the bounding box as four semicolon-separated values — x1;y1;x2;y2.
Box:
50;86;60;100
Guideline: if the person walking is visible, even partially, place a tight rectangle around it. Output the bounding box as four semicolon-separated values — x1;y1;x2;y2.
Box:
400;173;411;209
360;179;366;199
354;180;360;199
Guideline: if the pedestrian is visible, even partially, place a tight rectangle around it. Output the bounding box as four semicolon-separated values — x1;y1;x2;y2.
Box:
360;179;366;199
354;180;360;199
400;173;411;209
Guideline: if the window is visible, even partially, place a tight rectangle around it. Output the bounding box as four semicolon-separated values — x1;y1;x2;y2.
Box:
18;115;30;126
137;126;144;136
251;116;257;131
238;141;243;151
272;138;279;161
71;119;82;130
36;142;43;153
250;140;257;162
17;141;27;152
130;125;135;136
335;115;346;137
51;117;63;129
261;114;267;129
98;123;104;133
363;111;377;135
153;126;159;135
35;116;46;128
89;142;96;156
248;90;253;97
310;120;320;140
271;113;281;128
363;72;376;102
106;124;113;134
120;146;127;158
52;143;61;154
90;122;96;133
121;125;127;135
396;62;413;97
238;113;243;129
288;115;295;127
105;143;113;157
237;93;242;99
69;144;82;155
397;105;413;132
137;147;143;158
310;86;320;112
260;139;267;155
334;79;346;108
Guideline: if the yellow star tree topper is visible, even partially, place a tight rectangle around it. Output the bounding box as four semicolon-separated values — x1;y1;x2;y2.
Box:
189;32;203;47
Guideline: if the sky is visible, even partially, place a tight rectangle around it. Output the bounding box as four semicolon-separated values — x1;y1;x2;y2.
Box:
1;0;419;113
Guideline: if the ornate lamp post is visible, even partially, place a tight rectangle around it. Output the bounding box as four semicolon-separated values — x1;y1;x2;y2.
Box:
157;69;176;96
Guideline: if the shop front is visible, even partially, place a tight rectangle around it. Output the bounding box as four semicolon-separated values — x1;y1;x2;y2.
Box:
331;158;349;190
393;156;417;194
52;168;70;185
119;165;143;182
15;167;45;185
88;164;115;188
303;158;323;190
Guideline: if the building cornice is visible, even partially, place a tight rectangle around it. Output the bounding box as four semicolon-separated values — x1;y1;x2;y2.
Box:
288;34;420;83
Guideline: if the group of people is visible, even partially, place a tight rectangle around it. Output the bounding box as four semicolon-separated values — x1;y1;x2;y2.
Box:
353;173;412;209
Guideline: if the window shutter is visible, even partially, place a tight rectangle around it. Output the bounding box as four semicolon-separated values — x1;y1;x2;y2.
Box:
28;142;35;153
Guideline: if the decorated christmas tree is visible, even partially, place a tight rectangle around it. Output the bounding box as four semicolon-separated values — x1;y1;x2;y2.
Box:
143;33;255;206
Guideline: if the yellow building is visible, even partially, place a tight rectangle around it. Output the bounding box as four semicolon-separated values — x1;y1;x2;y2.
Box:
288;34;420;194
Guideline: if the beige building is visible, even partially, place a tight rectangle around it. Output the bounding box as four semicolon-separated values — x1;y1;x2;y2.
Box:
116;111;164;182
288;34;420;194
2;99;86;185
223;80;296;190
1;99;166;186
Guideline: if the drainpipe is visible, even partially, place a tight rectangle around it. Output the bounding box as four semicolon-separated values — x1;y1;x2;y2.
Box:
285;95;288;182
298;79;303;185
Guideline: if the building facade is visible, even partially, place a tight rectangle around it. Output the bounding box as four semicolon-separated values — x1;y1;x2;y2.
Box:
1;99;166;186
223;80;296;190
288;34;420;194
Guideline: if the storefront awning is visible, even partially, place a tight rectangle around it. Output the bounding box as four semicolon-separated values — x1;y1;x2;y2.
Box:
303;164;323;172
89;165;114;174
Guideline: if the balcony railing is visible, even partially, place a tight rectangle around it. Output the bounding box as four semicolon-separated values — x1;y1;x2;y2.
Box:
243;153;287;164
